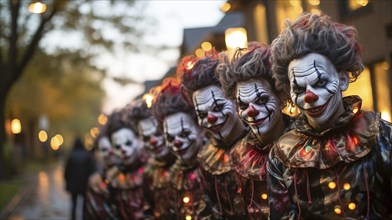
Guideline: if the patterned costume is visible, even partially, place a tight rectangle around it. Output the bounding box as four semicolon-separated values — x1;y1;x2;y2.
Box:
169;159;212;220
268;96;392;219
143;156;176;219
198;136;248;219
111;156;151;220
85;167;118;220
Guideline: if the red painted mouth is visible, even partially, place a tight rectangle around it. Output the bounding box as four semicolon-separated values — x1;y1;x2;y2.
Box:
245;113;271;126
305;98;331;118
207;115;228;133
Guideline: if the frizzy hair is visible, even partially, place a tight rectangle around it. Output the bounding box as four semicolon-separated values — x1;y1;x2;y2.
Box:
271;13;364;101
106;107;138;141
180;49;221;103
128;98;152;123
153;78;196;123
217;42;274;99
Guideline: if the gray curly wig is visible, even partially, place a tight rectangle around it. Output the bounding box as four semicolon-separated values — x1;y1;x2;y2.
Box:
271;13;364;101
217;42;274;99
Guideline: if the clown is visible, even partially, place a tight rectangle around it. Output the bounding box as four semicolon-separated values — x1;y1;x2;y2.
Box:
180;52;248;219
106;108;150;220
218;42;290;219
153;78;212;220
85;126;118;220
129;97;176;220
268;13;392;219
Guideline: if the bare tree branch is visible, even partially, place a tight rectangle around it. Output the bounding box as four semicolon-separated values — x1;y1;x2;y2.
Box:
14;6;58;88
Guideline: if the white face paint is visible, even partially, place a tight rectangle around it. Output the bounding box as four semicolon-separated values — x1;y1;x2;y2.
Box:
163;112;202;162
138;117;169;160
236;79;281;138
97;136;116;167
192;85;237;140
288;53;349;129
111;128;142;165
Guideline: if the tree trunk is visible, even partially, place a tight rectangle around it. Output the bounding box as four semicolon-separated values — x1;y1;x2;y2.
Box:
0;94;7;180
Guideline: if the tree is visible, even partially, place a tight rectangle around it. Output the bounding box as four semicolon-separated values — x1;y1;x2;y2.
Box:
0;0;149;179
7;50;106;159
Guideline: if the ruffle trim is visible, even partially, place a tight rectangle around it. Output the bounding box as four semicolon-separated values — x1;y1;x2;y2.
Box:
231;132;270;181
275;96;379;169
197;140;234;175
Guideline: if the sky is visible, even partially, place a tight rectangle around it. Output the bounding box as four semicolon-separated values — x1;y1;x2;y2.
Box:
100;0;226;113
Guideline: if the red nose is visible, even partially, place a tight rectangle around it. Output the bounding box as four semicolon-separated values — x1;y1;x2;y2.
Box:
149;137;158;146
207;113;218;123
246;104;259;117
304;89;319;103
174;139;183;148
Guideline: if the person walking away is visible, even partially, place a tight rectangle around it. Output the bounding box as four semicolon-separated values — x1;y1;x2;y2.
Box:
64;137;95;220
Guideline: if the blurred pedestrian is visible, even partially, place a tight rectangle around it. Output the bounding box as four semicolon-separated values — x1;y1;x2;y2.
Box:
64;137;95;220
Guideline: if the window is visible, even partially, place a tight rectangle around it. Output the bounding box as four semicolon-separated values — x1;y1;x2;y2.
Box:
343;67;374;111
343;61;391;122
253;3;269;44
374;61;391;121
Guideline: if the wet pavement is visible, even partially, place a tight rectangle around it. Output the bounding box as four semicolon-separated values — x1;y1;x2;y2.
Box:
5;163;76;220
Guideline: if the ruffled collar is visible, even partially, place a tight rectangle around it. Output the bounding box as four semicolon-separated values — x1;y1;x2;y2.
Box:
145;157;175;189
170;159;201;190
274;96;379;169
231;132;271;181
197;137;236;175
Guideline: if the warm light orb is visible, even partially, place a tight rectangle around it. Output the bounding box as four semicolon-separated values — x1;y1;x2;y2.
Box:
201;42;212;51
142;93;154;108
28;1;47;14
356;0;368;6
308;0;320;6
183;196;190;204
186;61;194;70
90;127;100;138
352;107;359;114
98;113;108;125
220;2;231;12
261;193;268;200
195;48;205;58
50;134;64;151
348;202;356;210
38;130;48;142
334;206;342;215
11;119;22;134
185;215;192;220
343;183;351;190
225;27;248;50
328;182;336;189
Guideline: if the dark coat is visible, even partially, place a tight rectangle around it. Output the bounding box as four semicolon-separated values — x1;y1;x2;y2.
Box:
64;138;95;193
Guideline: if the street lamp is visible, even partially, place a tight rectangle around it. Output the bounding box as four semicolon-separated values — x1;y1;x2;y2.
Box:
11;119;22;135
225;27;248;51
28;0;47;14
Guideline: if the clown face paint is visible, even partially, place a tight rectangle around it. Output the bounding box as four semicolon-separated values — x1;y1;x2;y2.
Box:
97;136;116;167
236;79;281;138
288;53;349;130
192;85;237;141
111;128;142;165
138;117;169;160
163;112;202;162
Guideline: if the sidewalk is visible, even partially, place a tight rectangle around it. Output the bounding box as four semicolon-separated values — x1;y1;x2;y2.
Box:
0;161;70;220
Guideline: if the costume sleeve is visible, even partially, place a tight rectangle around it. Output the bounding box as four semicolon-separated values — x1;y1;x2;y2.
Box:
267;149;297;220
378;120;392;200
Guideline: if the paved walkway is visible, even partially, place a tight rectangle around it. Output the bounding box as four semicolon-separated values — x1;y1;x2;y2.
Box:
4;163;75;220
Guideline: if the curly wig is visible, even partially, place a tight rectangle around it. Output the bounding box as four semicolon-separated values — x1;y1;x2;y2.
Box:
153;78;196;123
93;125;108;151
217;42;274;99
270;13;364;101
128;98;152;124
106;107;138;140
179;49;221;102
